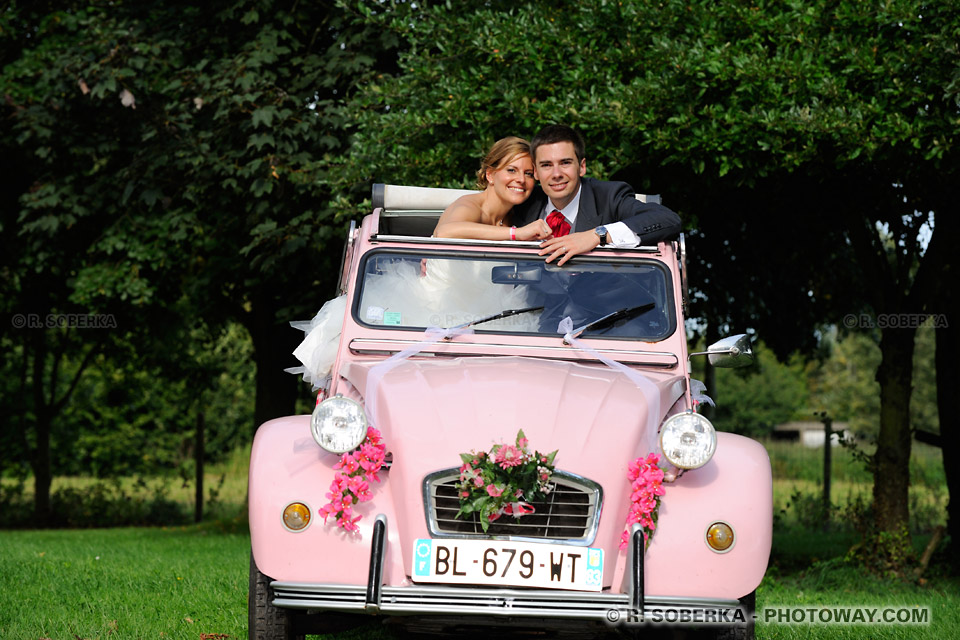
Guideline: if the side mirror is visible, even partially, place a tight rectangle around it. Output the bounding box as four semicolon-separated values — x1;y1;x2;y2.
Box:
706;334;754;368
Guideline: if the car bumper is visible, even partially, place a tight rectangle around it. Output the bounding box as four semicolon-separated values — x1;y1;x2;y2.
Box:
271;581;740;621
269;518;740;624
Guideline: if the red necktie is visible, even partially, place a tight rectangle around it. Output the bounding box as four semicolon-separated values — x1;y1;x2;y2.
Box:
546;210;571;237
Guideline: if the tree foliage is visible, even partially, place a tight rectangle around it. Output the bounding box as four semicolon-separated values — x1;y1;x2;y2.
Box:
2;0;956;558
325;0;958;568
0;0;405;520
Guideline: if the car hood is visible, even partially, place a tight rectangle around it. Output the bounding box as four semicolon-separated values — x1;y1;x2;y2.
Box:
340;356;685;551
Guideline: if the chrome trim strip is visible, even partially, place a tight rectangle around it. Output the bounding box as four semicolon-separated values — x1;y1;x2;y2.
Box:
270;582;740;620
370;235;662;253
348;339;680;368
422;468;603;546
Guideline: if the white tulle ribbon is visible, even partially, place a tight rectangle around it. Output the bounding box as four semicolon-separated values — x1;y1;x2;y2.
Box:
286;295;348;390
558;317;661;455
364;326;475;428
690;378;715;408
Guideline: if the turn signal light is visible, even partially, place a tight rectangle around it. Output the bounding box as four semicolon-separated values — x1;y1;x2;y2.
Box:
282;502;312;532
705;521;735;553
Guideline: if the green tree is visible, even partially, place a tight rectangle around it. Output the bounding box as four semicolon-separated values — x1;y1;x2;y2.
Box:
808;330;882;440
323;0;957;568
1;0;407;521
711;345;809;437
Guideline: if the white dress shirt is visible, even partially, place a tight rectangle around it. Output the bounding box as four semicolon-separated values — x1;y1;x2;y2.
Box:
540;184;641;247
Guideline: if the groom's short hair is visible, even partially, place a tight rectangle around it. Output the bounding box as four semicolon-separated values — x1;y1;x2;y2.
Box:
531;124;586;163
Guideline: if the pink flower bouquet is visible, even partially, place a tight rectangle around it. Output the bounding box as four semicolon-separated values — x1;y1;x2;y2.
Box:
455;430;557;532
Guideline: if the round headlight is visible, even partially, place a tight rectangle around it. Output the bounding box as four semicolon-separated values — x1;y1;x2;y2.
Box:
311;396;368;454
658;412;717;469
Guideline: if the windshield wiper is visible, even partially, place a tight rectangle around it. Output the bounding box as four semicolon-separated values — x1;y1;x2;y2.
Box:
563;303;656;343
444;306;544;336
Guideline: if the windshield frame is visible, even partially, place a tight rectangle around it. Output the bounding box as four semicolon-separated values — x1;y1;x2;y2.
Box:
351;248;677;343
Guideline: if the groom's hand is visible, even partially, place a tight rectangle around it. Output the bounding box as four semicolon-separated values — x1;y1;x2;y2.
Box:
539;231;601;266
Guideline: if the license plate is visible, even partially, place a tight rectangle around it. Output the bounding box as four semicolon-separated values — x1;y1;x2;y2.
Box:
412;539;604;591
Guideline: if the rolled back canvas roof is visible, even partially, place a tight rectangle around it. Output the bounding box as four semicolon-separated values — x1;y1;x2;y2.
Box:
373;183;478;213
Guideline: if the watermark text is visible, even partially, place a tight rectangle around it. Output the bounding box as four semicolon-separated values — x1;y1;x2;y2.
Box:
842;313;947;330
11;313;117;330
604;605;930;627
762;606;929;625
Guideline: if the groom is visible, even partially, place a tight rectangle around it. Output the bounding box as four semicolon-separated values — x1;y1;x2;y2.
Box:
512;124;681;266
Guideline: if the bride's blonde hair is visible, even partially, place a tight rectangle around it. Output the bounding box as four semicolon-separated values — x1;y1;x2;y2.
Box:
475;136;531;190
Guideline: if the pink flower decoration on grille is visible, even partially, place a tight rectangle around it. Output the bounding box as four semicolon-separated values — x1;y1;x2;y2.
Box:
455;430;558;532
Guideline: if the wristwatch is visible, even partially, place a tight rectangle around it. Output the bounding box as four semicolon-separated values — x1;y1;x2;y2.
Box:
595;225;608;247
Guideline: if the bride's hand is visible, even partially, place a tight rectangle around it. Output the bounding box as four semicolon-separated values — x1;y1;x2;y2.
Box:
515;219;553;241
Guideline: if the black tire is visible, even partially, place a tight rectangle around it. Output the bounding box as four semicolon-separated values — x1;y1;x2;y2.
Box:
249;553;305;640
710;590;755;640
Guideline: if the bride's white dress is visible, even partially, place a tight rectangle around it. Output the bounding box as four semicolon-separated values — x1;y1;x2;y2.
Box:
289;257;537;389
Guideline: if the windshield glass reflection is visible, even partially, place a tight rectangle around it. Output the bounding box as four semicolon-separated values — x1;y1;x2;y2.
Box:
356;252;674;341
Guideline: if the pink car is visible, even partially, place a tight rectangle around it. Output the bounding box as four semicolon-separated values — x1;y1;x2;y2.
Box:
249;185;771;639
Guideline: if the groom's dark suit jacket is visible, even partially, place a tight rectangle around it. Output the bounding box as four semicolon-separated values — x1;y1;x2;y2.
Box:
511;177;681;244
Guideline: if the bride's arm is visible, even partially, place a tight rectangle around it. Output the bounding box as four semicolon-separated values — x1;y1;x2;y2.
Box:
434;197;552;240
434;219;512;240
433;197;511;240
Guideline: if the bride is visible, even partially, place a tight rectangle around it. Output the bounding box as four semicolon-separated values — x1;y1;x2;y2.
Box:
434;136;552;241
289;137;552;389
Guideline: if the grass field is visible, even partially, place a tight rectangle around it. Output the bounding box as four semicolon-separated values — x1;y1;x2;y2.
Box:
1;440;955;639
0;526;250;640
2;525;957;639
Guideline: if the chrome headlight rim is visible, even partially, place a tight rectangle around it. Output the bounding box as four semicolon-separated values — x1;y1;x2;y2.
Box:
310;396;368;454
658;411;717;470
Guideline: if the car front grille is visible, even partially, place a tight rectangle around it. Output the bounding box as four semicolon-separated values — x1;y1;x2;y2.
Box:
423;469;603;545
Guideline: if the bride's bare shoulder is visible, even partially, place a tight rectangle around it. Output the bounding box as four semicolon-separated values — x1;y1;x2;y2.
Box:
439;192;485;222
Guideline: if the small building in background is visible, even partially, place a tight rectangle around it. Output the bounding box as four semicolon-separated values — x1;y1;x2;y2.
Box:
772;421;852;448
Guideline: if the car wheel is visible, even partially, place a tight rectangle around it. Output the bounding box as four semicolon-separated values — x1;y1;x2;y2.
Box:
710;590;755;640
249;553;305;640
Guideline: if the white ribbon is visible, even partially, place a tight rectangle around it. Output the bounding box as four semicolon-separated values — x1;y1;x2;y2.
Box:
364;326;475;428
558;317;661;455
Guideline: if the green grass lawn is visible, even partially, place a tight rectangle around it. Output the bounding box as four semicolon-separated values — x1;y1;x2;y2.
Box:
1;441;954;639
0;526;251;640
2;525;957;640
759;530;960;639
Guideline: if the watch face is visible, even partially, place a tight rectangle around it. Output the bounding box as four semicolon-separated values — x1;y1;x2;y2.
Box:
596;226;608;244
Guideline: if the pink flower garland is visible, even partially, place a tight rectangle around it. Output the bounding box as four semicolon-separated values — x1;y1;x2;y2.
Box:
619;452;666;551
317;427;387;533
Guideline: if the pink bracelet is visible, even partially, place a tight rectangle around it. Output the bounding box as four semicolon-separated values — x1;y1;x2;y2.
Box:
510;226;516;240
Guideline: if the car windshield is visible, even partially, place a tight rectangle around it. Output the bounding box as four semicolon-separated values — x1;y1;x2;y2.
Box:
354;251;675;341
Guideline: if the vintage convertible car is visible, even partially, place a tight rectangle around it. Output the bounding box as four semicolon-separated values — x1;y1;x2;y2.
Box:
249;184;771;639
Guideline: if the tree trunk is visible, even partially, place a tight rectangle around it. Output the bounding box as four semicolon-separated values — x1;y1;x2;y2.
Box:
29;330;52;525
937;322;958;570
871;325;916;568
195;406;205;524
246;300;302;434
935;274;958;571
33;409;53;526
